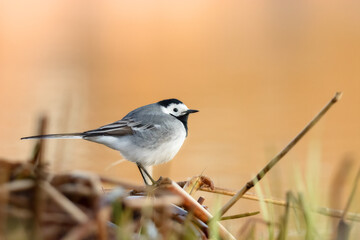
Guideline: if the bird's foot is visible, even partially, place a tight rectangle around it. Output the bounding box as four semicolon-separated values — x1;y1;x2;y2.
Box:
144;176;163;186
154;176;163;185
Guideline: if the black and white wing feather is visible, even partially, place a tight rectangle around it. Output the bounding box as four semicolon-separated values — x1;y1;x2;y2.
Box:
83;118;156;137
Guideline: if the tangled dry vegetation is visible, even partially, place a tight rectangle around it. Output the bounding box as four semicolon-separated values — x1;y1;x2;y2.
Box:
0;153;235;239
1;92;359;240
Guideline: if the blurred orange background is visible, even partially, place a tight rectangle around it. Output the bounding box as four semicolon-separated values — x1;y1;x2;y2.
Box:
1;0;360;234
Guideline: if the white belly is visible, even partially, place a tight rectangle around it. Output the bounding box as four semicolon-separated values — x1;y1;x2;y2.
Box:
128;134;186;166
87;131;186;166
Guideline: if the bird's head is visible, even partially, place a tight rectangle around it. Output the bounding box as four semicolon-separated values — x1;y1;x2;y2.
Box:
158;98;199;118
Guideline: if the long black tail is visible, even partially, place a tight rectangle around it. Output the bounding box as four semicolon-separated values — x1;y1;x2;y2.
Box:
21;133;83;140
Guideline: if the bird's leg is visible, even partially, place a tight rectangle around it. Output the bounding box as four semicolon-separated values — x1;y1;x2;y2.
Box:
137;163;156;185
137;163;150;185
140;165;156;185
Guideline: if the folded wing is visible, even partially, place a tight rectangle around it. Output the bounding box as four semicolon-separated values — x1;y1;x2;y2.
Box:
83;118;156;137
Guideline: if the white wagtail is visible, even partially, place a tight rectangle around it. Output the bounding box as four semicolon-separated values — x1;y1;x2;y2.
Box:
21;99;198;184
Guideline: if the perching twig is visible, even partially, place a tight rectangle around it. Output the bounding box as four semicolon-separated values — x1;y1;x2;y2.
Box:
218;92;342;217
157;178;236;240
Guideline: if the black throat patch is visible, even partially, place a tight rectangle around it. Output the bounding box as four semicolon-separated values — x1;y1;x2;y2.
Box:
174;113;189;137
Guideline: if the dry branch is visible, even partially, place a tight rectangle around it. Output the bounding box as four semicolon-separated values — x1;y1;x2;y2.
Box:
219;92;342;217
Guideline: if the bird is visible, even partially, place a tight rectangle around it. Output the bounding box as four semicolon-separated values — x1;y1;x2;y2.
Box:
21;98;199;185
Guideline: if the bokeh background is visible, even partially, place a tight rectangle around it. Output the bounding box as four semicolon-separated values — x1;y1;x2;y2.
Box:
1;0;360;236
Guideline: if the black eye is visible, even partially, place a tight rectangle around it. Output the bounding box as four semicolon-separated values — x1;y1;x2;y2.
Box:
173;108;178;112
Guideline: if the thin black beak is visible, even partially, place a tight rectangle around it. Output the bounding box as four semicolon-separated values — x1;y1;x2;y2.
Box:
186;109;199;114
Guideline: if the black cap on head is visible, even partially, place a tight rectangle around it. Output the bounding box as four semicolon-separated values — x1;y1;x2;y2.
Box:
158;98;183;107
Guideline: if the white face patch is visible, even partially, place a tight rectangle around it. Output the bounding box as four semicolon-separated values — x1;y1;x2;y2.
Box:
161;103;189;117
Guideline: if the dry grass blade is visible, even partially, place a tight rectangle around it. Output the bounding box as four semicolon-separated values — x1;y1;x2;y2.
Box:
277;192;291;240
201;186;286;207
219;92;342;217
316;208;360;222
336;220;350;240
0;179;35;194
201;185;360;222
341;167;360;219
30;116;48;240
330;157;353;211
335;167;360;240
29;116;47;165
221;211;260;221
